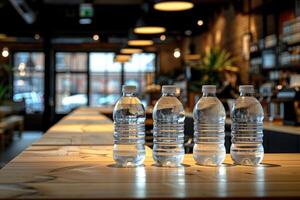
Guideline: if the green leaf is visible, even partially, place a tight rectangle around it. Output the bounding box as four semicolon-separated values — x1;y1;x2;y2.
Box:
187;47;236;89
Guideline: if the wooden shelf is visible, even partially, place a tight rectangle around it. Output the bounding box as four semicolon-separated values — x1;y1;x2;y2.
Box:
261;64;300;72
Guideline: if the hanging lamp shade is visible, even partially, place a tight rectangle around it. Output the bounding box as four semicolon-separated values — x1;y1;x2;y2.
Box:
154;0;194;11
127;31;154;46
120;48;143;54
134;26;166;34
128;40;154;46
114;54;131;63
133;17;166;34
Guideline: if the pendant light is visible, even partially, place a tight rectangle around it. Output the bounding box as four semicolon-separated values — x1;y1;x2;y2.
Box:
120;48;143;54
1;47;9;58
127;31;154;46
133;16;166;35
154;0;194;12
114;54;131;63
134;26;166;34
173;48;181;58
128;40;154;46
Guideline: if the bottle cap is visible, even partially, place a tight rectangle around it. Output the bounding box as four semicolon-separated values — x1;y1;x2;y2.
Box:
202;85;216;93
239;85;254;93
162;85;177;94
122;85;136;93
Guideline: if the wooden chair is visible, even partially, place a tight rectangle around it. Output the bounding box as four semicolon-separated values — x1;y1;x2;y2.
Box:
6;116;24;137
0;119;15;143
0;115;24;142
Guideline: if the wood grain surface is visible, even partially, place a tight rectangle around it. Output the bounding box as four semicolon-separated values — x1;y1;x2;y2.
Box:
0;107;299;199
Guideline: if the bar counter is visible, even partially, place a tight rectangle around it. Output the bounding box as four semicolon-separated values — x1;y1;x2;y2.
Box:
92;106;300;136
0;108;300;199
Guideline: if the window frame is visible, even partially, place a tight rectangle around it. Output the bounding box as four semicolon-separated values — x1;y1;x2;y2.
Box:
11;51;45;114
53;51;89;114
53;50;158;114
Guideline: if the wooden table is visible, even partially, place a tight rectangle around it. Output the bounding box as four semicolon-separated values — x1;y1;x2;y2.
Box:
0;107;300;199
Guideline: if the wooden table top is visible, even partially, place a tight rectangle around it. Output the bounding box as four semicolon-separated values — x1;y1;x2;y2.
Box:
0;107;300;199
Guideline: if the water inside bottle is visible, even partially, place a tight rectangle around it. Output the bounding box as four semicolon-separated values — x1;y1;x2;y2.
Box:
153;86;185;167
230;85;264;166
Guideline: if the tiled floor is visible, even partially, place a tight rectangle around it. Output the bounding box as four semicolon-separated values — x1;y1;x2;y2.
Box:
0;131;43;168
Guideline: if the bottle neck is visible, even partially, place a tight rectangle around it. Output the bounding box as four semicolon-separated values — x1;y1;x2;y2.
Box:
123;92;135;97
162;92;176;97
202;92;216;97
240;92;254;97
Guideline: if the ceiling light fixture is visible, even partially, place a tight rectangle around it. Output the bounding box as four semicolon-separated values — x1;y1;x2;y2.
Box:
197;19;203;26
128;40;154;46
173;48;181;58
154;1;194;12
34;34;40;40
120;48;143;54
114;54;131;63
160;34;166;41
93;34;99;41
134;26;166;34
2;47;9;58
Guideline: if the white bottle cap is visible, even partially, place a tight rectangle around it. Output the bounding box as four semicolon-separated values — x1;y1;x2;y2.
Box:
202;85;216;93
162;85;178;94
122;85;136;93
239;85;254;93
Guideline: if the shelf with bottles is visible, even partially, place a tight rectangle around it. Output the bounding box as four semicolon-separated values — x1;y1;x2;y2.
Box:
282;16;300;45
260;65;300;73
249;35;278;75
279;44;300;68
249;57;262;75
249;16;300;83
250;41;263;56
250;42;300;73
262;71;299;88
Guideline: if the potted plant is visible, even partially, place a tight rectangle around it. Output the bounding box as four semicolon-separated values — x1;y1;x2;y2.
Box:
186;47;235;92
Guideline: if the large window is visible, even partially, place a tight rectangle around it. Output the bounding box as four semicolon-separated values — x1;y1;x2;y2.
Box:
55;52;156;113
124;53;156;93
89;53;121;106
13;51;156;114
55;52;88;113
13;52;44;113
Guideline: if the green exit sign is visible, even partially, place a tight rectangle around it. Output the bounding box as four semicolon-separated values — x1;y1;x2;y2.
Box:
80;3;94;18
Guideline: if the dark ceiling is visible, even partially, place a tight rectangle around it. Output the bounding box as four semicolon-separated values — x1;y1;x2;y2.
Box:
0;0;233;41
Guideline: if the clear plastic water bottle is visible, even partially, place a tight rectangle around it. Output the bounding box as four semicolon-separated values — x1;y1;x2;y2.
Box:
231;85;264;166
113;85;146;167
193;85;226;166
153;85;185;167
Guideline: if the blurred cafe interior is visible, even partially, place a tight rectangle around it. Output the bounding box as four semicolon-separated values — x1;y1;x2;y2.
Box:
0;0;299;166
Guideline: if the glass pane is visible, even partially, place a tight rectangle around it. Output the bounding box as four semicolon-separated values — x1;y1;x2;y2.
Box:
124;53;155;72
124;53;156;93
89;53;121;106
90;52;121;72
56;52;87;72
13;52;44;113
55;73;87;113
14;52;44;71
125;72;142;90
